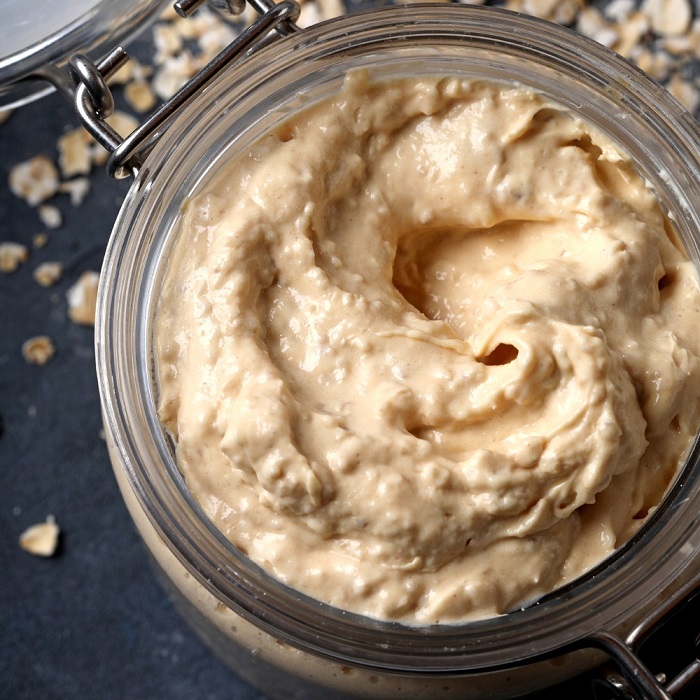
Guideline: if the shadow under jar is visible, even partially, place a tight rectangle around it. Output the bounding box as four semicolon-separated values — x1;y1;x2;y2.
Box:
96;5;700;699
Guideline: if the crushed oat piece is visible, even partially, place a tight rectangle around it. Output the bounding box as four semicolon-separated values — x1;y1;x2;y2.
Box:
604;0;635;22
662;32;692;55
154;23;184;64
59;177;91;206
297;2;323;27
197;21;237;57
33;262;63;287
0;242;29;273
21;336;56;365
505;0;584;25
171;13;201;41
0;109;12;125
58;128;93;178
66;271;99;326
108;57;153;85
152;51;199;99
642;0;692;37
316;0;346;19
160;4;181;22
8;155;60;206
552;0;585;24
633;46;674;81
576;6;620;47
109;59;136;85
667;73;700;112
125;80;157;113
178;6;226;40
240;2;259;27
19;516;60;557
662;18;700;56
106;110;139;139
90;142;110;168
614;10;651;58
33;233;49;249
37;204;62;230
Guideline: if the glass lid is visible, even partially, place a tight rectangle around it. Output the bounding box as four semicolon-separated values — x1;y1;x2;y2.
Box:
0;0;170;109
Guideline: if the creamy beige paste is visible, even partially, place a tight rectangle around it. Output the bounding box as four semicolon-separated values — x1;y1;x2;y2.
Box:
155;74;700;623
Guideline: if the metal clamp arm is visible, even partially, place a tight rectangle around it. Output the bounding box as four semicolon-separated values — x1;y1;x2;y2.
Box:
67;0;300;179
586;570;700;699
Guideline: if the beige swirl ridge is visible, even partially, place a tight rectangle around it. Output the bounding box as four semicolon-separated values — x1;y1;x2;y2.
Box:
156;74;700;622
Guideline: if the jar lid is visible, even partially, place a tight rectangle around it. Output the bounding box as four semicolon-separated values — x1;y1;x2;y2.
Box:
0;0;169;109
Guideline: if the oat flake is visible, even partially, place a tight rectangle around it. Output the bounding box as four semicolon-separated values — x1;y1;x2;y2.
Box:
19;516;60;557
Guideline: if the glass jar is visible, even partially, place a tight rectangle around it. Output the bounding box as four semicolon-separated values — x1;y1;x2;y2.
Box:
96;5;700;698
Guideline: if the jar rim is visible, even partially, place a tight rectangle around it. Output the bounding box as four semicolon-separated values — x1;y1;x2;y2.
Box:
97;4;700;673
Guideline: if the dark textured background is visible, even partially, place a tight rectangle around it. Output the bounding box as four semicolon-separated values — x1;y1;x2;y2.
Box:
0;2;686;699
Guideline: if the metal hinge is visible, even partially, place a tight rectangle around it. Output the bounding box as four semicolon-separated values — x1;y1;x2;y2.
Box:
62;0;300;178
585;570;700;699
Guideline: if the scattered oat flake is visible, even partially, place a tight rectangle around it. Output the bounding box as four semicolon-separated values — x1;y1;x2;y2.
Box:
22;336;56;365
19;516;60;557
33;262;63;287
0;242;29;273
108;58;153;86
505;0;584;24
154;23;183;64
159;4;180;22
634;46;674;81
577;7;620;48
108;59;136;85
125;80;157;113
182;7;226;40
90;142;110;168
58;128;93;178
604;0;635;22
67;271;99;326
152;51;199;100
33;233;49;249
38;204;62;230
8;155;60;206
662;18;700;56
59;177;91;207
197;23;237;57
667;73;700;112
614;11;650;58
0;109;12;125
171;13;201;41
317;0;346;20
106;111;139;139
642;0;692;37
297;2;323;27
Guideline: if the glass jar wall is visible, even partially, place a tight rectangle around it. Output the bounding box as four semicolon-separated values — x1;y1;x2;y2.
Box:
96;6;700;698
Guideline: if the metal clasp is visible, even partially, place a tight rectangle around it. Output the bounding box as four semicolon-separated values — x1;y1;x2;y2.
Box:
67;0;301;179
585;570;700;699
